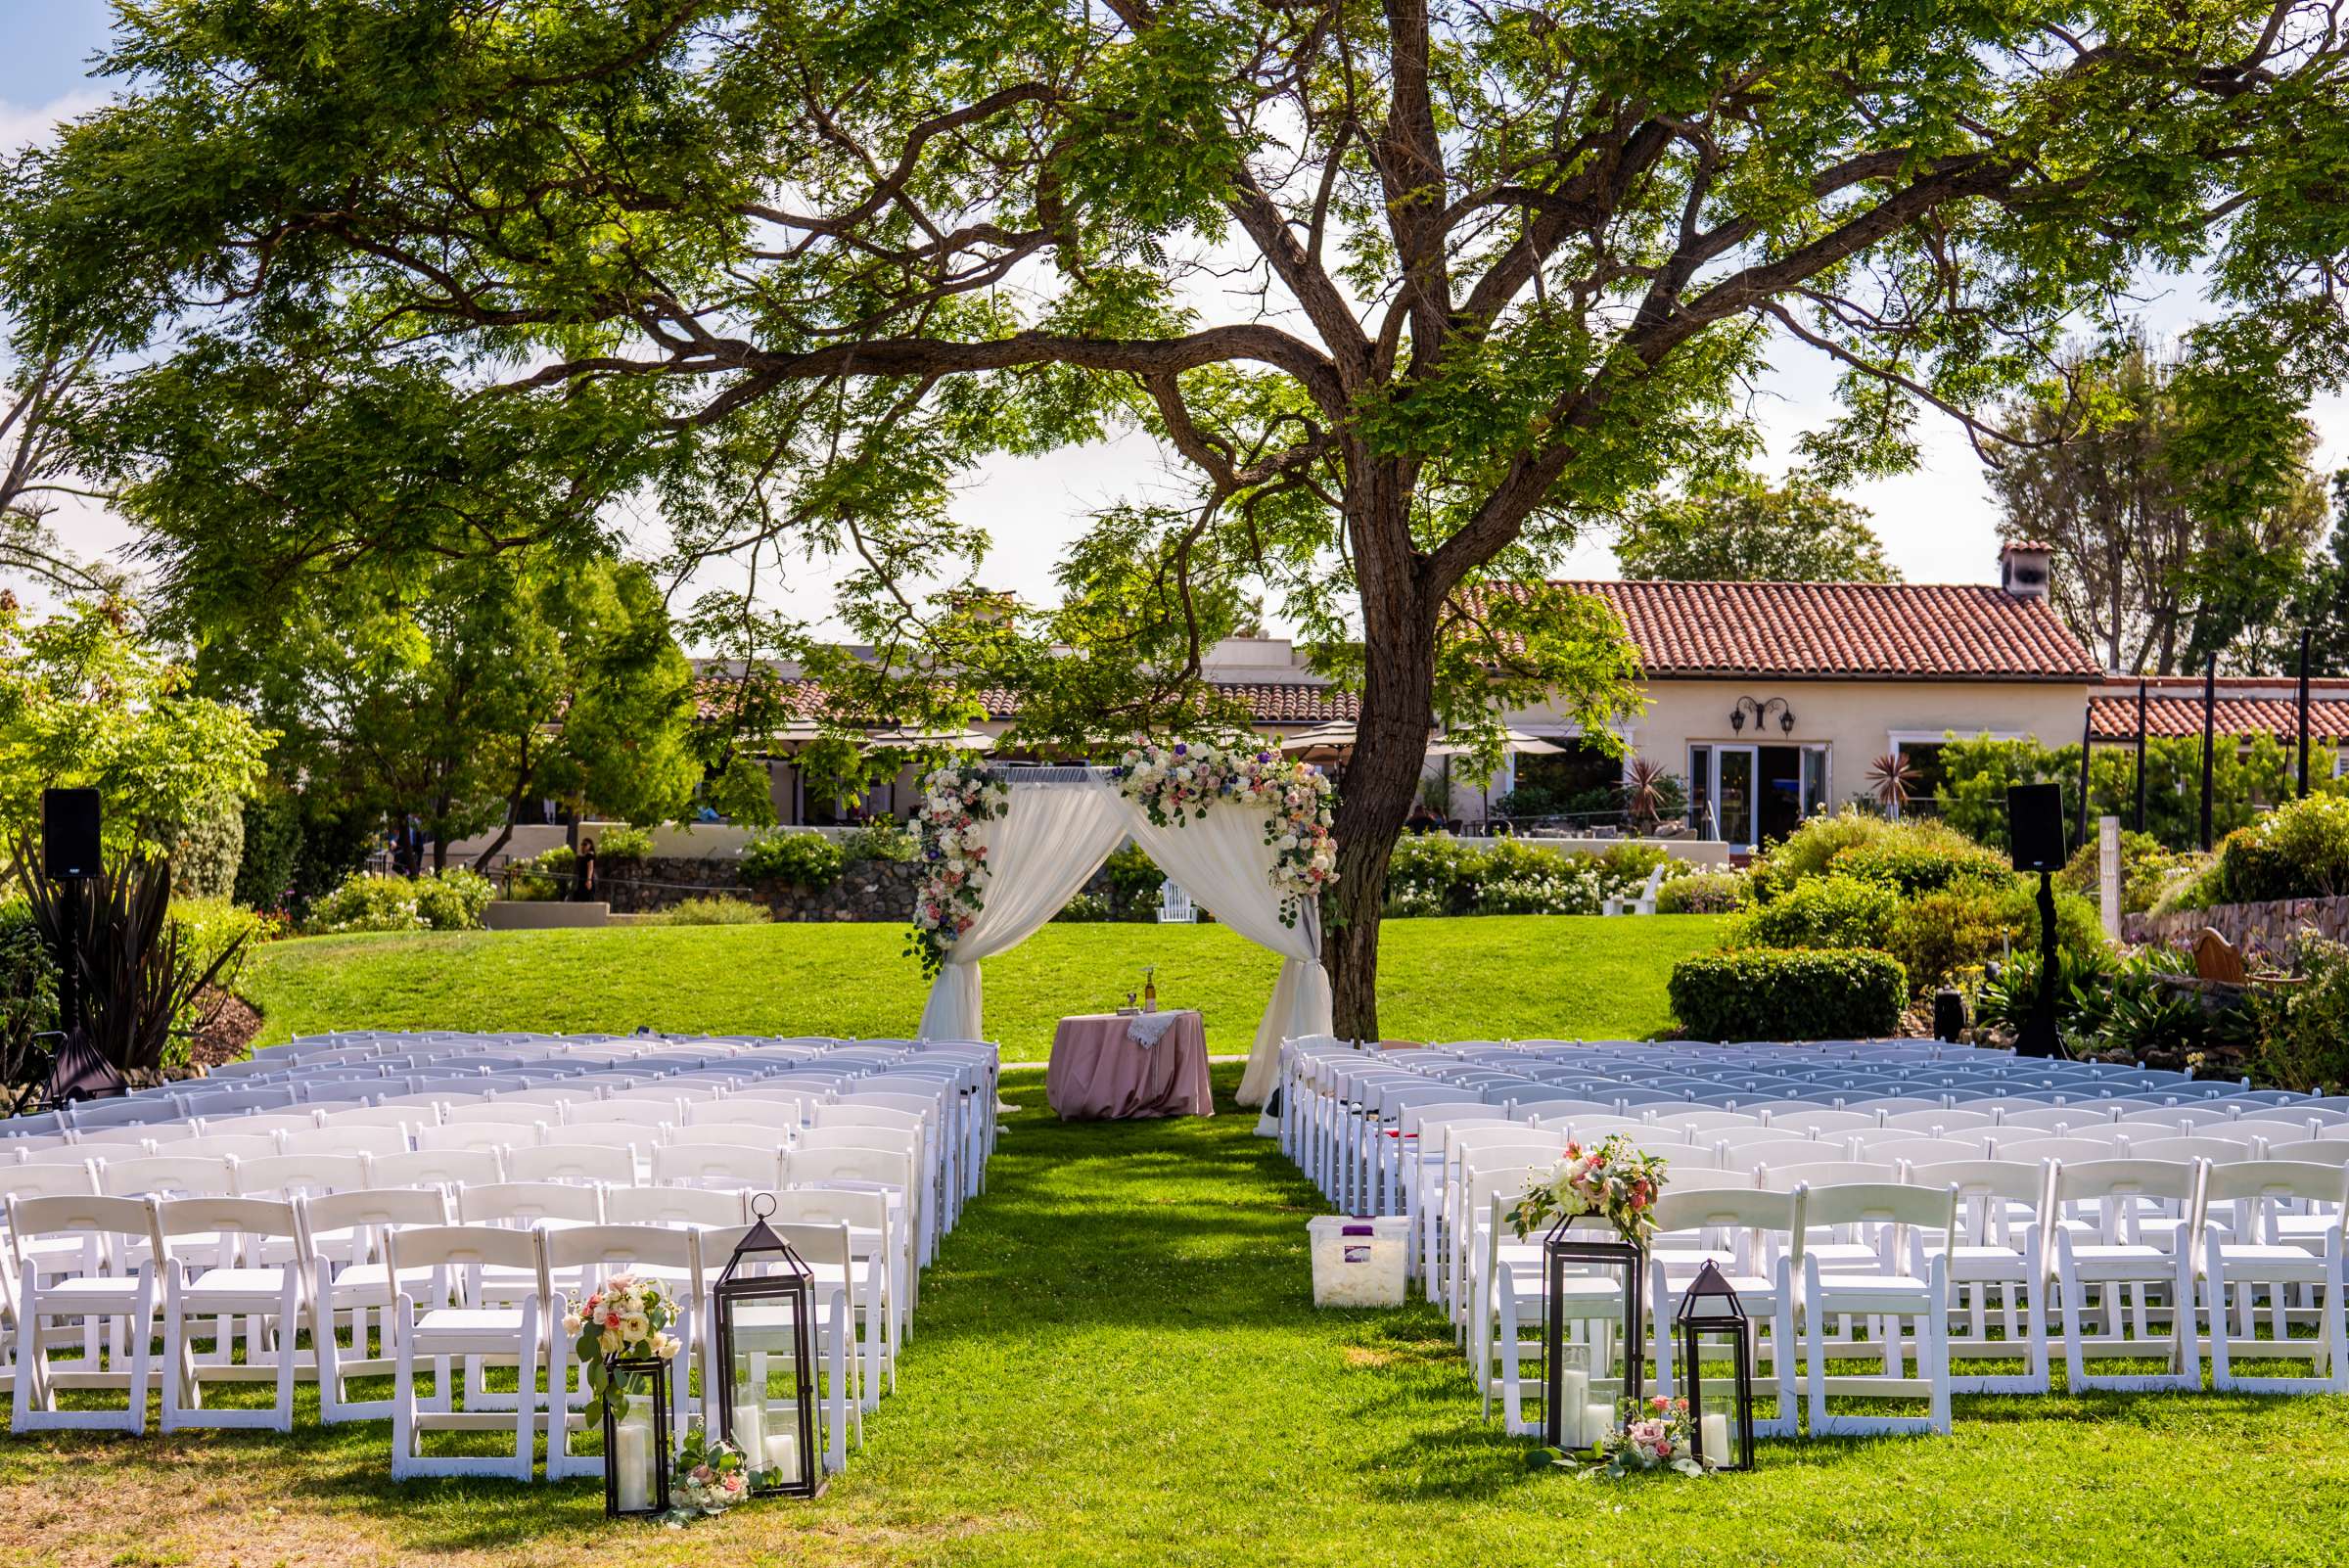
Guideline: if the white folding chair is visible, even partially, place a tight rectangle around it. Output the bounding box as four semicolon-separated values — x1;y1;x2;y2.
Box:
1638;1189;1801;1438
301;1186;453;1424
1796;1182;1956;1436
151;1196;307;1432
2198;1160;2349;1393
385;1224;547;1480
2050;1159;2204;1393
654;1142;789;1191
542;1225;700;1481
5;1194;160;1432
1907;1159;2052;1394
369;1148;506;1191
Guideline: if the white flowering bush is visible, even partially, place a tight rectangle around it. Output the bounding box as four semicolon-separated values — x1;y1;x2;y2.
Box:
1112;741;1337;924
908;761;1009;975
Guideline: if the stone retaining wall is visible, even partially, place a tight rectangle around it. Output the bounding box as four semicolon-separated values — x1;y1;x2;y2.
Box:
2122;893;2349;957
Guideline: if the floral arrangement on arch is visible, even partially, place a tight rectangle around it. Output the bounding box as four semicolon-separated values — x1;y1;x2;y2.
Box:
1560;1394;1717;1479
907;761;1009;976
1504;1133;1668;1246
1110;741;1338;925
566;1272;683;1424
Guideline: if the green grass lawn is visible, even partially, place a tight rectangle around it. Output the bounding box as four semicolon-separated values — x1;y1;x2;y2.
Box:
6;1064;2346;1567
236;914;1728;1057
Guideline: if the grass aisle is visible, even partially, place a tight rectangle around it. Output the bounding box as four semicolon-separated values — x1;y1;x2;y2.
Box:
9;1067;2348;1566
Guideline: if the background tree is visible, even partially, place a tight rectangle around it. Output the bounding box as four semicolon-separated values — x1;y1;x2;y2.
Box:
1990;336;2328;674
11;4;2349;1033
198;553;701;877
1615;474;1898;582
0;346;121;595
0;595;269;887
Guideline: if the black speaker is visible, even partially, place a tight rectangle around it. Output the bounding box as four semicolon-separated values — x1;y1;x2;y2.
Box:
2008;782;2065;873
41;788;102;880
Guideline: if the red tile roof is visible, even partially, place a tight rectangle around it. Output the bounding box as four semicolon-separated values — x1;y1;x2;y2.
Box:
2089;694;2349;743
1543;580;2099;680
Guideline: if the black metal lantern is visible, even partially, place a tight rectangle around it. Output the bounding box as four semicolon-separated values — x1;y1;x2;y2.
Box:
1674;1260;1756;1472
1541;1216;1645;1450
712;1195;826;1498
600;1352;674;1518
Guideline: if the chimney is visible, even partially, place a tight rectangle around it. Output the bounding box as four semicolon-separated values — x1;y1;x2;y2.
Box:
2000;540;2052;599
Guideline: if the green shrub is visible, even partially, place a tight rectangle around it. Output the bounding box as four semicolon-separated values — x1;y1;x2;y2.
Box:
1750;810;1993;901
741;830;845;890
1385;832;1475;910
1668;948;1909;1040
1884;878;2105;996
2056;829;2200;916
2247;934;2349;1091
650;896;770;926
1830;838;2012;898
1054;892;1115;922
0;900;59;1086
1732;874;1898;951
160;792;248;902
1102;842;1166;916
839;820;917;864
232;789;302;911
2209;794;2349;905
2149;853;2226;915
411;867;493;930
304;869;493;933
591;824;657;862
1655;870;1749;914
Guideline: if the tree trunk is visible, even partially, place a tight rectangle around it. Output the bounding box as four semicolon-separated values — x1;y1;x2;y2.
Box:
1322;484;1438;1040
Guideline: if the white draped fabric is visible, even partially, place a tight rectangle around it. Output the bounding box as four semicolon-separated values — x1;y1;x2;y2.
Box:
914;768;1336;1110
1117;779;1332;1107
915;780;1132;1044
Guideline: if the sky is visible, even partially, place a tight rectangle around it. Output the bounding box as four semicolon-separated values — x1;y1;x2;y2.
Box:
9;3;2347;636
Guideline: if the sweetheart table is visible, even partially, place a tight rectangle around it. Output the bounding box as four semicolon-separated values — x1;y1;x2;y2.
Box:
1045;1010;1214;1121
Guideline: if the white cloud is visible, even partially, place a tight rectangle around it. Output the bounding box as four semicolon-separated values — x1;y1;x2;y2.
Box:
0;88;107;153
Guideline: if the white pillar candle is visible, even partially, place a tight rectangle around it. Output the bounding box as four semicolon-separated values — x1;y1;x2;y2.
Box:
1556;1367;1589;1445
614;1415;652;1511
1700;1412;1731;1464
730;1398;766;1461
1585;1403;1614;1443
763;1425;799;1480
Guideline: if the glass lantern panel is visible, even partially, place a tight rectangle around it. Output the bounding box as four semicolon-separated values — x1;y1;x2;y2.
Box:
611;1399;661;1513
1686;1327;1750;1467
727;1294;807;1487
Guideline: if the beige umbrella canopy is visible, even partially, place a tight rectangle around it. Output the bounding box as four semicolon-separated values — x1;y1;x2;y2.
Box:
1424;728;1562;759
762;721;993;753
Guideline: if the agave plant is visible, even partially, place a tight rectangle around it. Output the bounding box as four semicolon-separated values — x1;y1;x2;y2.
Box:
17;847;251;1079
1865;752;1920;810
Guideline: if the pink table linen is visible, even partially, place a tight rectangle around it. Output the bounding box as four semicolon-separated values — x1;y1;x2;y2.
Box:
1045;1011;1215;1121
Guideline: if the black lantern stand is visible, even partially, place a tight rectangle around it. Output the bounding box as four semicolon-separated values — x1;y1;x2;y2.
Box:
1541;1216;1645;1449
712;1194;826;1499
600;1353;674;1518
1674;1259;1756;1472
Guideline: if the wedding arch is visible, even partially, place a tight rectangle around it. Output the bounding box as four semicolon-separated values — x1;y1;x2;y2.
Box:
908;743;1337;1107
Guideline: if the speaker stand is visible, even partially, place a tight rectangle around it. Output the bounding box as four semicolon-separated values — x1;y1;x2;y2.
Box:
2014;868;2066;1059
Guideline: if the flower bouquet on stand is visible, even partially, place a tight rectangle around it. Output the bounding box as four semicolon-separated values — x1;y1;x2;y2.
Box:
1506;1134;1671;1455
568;1272;686;1423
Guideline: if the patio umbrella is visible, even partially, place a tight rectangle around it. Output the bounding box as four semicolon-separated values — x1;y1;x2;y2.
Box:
1276;722;1358;754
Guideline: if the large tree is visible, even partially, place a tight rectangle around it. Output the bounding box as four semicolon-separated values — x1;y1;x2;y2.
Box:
1990;335;2329;674
9;4;2349;1033
1615;474;1899;582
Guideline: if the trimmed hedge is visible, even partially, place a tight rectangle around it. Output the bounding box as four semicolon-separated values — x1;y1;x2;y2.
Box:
1667;947;1908;1041
741;830;845;890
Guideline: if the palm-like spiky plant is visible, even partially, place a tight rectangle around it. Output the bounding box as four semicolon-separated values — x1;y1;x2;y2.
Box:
1865;753;1921;810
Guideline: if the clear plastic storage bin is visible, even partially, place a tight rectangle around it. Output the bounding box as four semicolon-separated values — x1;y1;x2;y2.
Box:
1308;1215;1409;1307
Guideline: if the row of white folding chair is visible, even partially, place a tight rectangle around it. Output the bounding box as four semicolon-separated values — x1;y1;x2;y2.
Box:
1484;1181;1958;1439
6;1187;879;1453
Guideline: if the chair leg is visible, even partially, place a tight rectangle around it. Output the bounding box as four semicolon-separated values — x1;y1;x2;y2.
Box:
1495;1265;1523;1433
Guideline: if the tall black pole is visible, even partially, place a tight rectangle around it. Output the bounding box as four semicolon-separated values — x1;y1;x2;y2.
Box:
2297;624;2313;798
2199;650;2217;852
2133;677;2148;833
2075;701;2094;853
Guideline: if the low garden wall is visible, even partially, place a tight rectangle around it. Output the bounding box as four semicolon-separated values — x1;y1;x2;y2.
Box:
2122;894;2349;954
590;855;927;920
